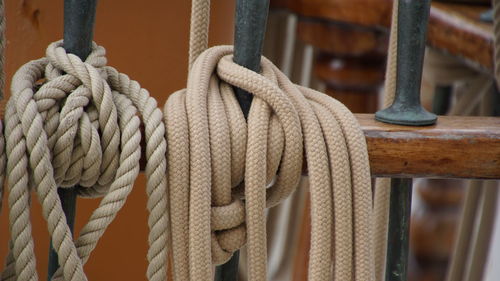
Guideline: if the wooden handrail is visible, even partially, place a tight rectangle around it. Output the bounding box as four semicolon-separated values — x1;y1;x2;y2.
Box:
359;114;500;179
1;99;497;179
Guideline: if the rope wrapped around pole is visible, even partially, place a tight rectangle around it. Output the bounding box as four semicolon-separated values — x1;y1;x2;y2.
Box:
1;41;168;281
165;0;375;280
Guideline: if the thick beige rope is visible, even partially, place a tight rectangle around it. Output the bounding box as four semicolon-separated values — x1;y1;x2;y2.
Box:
1;41;168;281
373;0;398;279
165;0;374;280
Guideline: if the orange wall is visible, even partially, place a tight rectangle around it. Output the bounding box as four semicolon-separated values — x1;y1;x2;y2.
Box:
0;0;235;279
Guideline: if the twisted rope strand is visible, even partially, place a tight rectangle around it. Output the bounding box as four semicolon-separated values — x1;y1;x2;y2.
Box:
2;41;167;281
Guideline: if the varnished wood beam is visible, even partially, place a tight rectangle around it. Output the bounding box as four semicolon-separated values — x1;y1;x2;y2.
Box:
2;102;497;179
427;2;493;72
358;114;500;179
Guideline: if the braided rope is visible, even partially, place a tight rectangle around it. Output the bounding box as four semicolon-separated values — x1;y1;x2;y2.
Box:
165;45;375;281
0;0;376;280
165;0;374;279
189;0;211;68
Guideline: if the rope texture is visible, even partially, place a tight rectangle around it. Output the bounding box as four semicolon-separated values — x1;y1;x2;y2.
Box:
164;0;374;280
1;41;168;281
373;0;398;279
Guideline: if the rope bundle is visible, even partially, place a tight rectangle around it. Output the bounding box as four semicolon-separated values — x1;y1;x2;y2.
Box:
0;0;376;280
162;0;374;279
165;46;374;281
1;41;168;281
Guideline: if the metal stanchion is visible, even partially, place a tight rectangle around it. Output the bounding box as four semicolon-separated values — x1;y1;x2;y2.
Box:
47;0;97;279
375;0;436;280
214;0;270;280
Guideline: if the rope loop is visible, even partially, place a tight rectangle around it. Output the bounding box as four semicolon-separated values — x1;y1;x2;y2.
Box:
2;40;168;281
165;45;374;281
30;41;120;195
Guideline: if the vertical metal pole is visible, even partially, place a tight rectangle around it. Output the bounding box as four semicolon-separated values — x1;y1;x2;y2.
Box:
214;0;269;280
375;1;436;281
232;0;270;118
47;1;97;280
432;85;452;115
385;178;412;281
375;0;436;126
214;251;241;281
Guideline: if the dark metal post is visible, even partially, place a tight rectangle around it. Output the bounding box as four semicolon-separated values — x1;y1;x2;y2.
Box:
214;0;270;280
432;85;452;115
385;178;412;281
47;1;97;279
375;1;437;281
375;0;436;126
232;0;270;118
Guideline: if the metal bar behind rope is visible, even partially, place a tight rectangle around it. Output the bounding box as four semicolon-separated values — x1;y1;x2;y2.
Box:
47;0;97;279
385;178;412;281
232;0;270;118
214;0;270;280
375;0;434;280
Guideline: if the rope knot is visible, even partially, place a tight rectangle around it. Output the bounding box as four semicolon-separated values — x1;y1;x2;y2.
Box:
211;198;246;264
34;41;120;196
166;45;374;280
6;38;168;281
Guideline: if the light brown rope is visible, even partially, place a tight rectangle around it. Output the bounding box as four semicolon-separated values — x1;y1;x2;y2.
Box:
165;0;374;280
373;0;398;279
1;41;168;281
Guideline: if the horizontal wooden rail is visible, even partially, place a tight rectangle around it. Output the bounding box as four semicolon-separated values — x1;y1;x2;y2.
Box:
140;114;500;179
1;100;497;179
359;114;500;179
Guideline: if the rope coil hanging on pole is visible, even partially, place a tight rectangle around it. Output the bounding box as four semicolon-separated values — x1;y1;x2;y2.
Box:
0;0;379;280
1;41;168;281
165;0;375;280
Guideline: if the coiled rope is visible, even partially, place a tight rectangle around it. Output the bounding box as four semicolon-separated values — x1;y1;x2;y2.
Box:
1;41;168;281
164;0;374;280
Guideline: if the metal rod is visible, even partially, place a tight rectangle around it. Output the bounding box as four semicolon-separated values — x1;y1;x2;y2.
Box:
375;0;436;126
47;189;77;279
385;178;412;281
214;0;270;280
63;0;97;59
432;85;452;115
214;251;241;281
232;0;270;118
47;1;97;280
377;1;436;280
